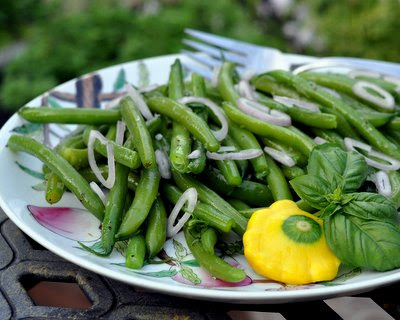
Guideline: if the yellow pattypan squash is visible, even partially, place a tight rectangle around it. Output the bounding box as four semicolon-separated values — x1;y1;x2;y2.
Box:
243;199;340;285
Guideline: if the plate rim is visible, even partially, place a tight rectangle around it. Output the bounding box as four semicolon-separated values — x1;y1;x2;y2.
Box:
1;53;400;303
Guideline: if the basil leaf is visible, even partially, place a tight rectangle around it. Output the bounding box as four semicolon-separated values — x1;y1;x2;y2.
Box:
324;213;400;271
343;192;397;223
290;175;331;209
307;144;368;193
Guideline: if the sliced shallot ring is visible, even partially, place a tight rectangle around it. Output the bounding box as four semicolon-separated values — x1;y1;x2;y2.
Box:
352;81;395;110
105;95;124;109
372;171;392;197
167;188;198;238
237;80;257;100
383;76;400;93
264;147;296;167
348;70;381;79
187;150;201;159
344;137;400;171
155;149;171;179
237;98;291;126
206;149;263;161
88;130;116;189
125;83;154;120
218;146;236;152
314;136;328;145
273;95;320;113
139;83;159;93
116;120;126;145
178;96;228;141
89;182;107;205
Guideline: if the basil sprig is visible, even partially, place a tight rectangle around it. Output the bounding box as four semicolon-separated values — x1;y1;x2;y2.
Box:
291;144;400;271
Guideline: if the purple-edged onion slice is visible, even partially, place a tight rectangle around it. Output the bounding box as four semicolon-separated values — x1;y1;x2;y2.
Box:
88;130;116;189
237;80;257;100
352;81;395;110
116;120;126;145
178;96;228;141
237;98;291;126
89;182;107;205
370;171;392;197
125;83;154;120
206;149;263;161
344;138;400;171
167;188;198;238
264;147;296;167
155;149;171;179
314;136;328;145
187;150;201;159
273;95;320;113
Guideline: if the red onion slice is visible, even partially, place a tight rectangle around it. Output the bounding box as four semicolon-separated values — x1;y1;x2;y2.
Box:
348;70;381;79
352;81;395;110
314;136;328;145
187;150;201;159
155;149;171;179
178;96;228;141
116;121;126;146
125;83;154;120
383;76;400;93
167;188;198;238
105;96;124;109
264;146;296;167
139;84;159;93
88;130;116;189
273;95;320;113
89;182;107;205
218;146;236;152
206;149;263;161
237;98;291;126
237;80;257;100
371;171;392;197
344;137;400;171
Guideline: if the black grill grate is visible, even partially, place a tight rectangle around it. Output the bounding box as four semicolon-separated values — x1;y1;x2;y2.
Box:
0;208;399;320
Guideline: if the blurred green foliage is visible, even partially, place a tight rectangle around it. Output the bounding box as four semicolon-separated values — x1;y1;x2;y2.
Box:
0;0;286;111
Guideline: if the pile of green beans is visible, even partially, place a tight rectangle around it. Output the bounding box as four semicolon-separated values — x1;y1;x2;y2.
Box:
8;58;400;281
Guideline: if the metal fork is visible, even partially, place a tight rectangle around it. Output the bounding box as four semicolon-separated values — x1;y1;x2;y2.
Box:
182;28;400;78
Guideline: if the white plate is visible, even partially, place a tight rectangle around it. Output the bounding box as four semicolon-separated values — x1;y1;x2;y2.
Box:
0;53;399;304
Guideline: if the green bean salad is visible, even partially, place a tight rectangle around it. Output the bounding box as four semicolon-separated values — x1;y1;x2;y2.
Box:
8;59;400;282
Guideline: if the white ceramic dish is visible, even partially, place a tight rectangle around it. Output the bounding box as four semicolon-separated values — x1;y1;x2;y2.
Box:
0;53;399;304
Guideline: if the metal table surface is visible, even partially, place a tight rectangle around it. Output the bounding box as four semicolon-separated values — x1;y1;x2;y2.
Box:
0;208;399;320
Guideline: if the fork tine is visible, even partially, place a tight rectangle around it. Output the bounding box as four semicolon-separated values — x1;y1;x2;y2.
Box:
182;63;213;80
183;39;246;66
181;49;222;69
185;28;253;55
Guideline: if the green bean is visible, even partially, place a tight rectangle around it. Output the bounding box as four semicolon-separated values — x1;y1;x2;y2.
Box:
19;107;121;124
125;234;146;269
202;166;274;207
169;121;191;173
261;136;307;167
161;183;234;233
269;70;400;160
217;62;240;104
282;166;306;180
147;96;220;152
58;147;88;169
387;117;400;131
388;171;400;209
172;171;247;235
227;199;251;211
8;135;104;220
223;133;248;177
301;72;396;113
258;95;337;129
238;207;264;219
168;59;185;100
311;128;345;149
265;155;292;201
146;114;162;136
184;222;246;282
201;228;218;255
224;102;316;156
187;140;206;174
79;165;140;191
83;126;141;169
121;96;156;168
228;122;269;179
216;159;242;186
191;72;207;97
116;168;160;239
145;198;167;258
101;163;129;254
286;126;316;152
45;173;64;204
318;105;361;139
